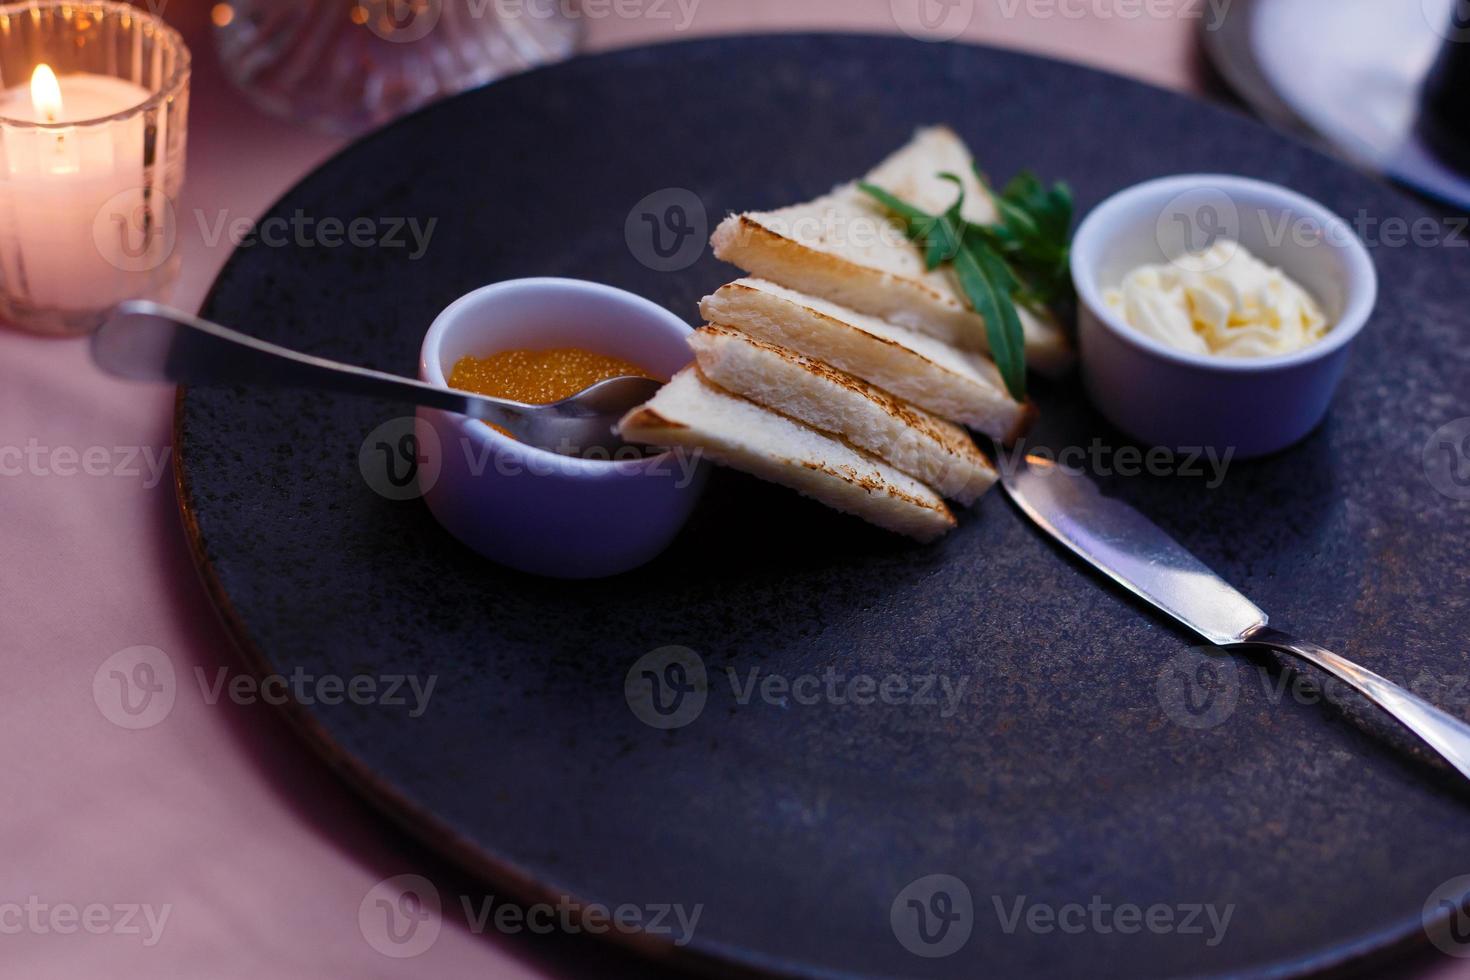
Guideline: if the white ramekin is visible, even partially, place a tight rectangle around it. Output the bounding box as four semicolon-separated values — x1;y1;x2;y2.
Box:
418;278;706;579
1071;174;1378;458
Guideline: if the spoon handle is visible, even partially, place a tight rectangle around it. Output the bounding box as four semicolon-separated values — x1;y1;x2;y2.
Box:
1241;626;1470;781
93;300;526;428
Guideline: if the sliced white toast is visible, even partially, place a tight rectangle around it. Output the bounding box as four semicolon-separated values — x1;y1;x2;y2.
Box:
616;368;956;542
687;325;997;505
700;278;1035;442
710;126;1072;375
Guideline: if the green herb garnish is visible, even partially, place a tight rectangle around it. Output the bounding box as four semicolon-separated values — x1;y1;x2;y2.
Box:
980;171;1075;310
858;167;1073;402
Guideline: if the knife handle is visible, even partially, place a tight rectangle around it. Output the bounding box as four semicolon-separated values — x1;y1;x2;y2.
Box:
1241;626;1470;781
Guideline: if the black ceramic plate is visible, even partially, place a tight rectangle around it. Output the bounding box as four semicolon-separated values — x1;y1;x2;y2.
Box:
177;35;1470;979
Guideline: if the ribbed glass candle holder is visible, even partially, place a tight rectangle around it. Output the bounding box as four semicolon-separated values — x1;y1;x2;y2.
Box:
0;1;190;336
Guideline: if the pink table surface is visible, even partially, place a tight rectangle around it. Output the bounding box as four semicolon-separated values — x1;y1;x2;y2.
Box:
0;2;1459;977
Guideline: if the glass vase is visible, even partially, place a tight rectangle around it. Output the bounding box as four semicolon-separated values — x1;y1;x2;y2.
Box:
214;0;580;135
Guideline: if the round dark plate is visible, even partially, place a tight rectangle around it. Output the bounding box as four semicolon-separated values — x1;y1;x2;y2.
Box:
177;34;1470;979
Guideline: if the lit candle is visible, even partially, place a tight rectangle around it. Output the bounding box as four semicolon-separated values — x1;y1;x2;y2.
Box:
0;2;189;336
0;64;152;314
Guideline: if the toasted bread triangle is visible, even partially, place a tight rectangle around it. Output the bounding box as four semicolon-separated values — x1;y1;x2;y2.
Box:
617;368;957;542
701;278;1036;442
688;325;997;505
710;126;1072;375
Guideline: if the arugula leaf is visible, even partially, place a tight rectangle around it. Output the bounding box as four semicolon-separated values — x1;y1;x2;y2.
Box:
856;181;930;224
987;178;1043;242
979;167;1075;309
857;181;950;264
920;174;967;270
860;171;1065;402
997;171;1073;241
954;240;1027;400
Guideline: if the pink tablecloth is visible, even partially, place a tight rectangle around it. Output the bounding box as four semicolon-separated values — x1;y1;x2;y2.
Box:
0;2;1456;977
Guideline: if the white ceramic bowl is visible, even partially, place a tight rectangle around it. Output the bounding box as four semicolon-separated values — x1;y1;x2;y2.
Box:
417;278;707;579
1071;174;1378;458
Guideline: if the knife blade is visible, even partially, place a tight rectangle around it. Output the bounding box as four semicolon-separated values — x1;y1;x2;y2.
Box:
999;453;1470;782
1000;455;1267;645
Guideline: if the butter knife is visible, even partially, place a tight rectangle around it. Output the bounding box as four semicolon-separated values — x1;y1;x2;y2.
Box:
1001;454;1470;781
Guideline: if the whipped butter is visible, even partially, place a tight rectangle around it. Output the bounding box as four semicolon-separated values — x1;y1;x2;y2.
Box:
1103;240;1329;358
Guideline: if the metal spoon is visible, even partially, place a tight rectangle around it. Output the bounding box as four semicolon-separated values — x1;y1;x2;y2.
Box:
93;301;662;455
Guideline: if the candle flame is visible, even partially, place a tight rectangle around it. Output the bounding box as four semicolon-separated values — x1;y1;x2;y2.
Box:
30;64;62;123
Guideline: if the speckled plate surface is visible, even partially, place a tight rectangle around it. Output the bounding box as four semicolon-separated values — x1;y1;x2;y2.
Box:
176;34;1470;979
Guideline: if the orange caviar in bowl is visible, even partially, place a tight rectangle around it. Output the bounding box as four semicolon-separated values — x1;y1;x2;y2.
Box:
448;348;654;439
